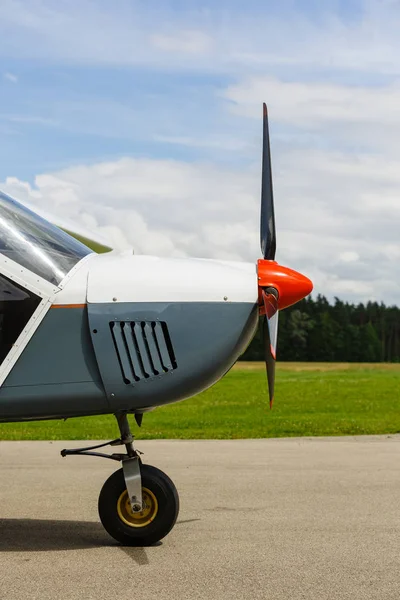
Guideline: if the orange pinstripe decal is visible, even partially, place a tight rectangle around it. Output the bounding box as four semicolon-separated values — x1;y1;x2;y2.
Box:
51;303;86;309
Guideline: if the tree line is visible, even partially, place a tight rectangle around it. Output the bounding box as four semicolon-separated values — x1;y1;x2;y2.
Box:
241;295;400;362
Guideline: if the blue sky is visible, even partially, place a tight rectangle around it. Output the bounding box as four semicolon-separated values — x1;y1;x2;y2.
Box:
1;0;400;303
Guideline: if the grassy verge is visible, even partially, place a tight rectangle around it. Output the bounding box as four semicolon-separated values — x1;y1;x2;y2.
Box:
1;362;400;440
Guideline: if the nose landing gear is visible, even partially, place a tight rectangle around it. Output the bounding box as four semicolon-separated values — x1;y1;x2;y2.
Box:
61;413;179;546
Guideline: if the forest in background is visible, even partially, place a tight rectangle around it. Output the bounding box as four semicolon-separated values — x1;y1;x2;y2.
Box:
241;295;400;362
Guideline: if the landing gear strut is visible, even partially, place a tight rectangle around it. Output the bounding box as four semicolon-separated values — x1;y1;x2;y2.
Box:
61;413;180;546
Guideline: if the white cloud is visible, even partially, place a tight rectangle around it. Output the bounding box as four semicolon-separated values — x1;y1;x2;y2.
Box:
223;78;400;125
4;114;56;125
150;30;212;54
1;0;400;76
0;159;260;261
222;77;400;156
2;0;400;309
0;1;217;70
3;72;18;83
339;252;360;263
1;148;400;305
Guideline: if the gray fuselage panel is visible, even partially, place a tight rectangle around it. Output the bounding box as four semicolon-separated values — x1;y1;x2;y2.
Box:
88;301;258;412
0;306;109;421
0;301;258;421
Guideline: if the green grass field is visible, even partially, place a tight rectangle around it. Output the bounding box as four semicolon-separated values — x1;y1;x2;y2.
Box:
0;362;399;440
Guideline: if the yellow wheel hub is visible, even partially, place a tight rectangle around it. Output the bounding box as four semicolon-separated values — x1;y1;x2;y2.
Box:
117;487;158;528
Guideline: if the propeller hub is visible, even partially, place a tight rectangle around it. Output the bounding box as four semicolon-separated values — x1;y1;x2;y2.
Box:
257;259;313;311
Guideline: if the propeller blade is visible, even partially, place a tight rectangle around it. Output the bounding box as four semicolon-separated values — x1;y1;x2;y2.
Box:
257;105;312;409
261;289;279;409
260;103;276;261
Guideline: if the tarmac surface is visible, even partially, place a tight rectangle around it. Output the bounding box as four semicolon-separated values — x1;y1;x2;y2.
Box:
0;436;399;600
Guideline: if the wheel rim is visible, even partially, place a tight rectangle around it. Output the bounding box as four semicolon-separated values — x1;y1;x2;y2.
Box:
117;487;159;528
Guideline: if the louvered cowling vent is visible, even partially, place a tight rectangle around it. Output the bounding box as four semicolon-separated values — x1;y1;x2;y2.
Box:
110;320;177;384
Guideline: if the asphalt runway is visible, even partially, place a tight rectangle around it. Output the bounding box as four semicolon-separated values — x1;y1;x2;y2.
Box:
0;436;399;600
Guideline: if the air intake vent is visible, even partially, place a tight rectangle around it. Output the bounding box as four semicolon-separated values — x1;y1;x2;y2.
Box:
110;320;177;385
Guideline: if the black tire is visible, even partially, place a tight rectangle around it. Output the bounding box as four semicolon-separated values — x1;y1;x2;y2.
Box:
98;464;179;546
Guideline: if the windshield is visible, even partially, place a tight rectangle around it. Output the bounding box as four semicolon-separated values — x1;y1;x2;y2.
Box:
0;191;93;286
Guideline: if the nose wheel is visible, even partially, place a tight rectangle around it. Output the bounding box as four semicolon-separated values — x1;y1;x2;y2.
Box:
61;413;179;546
99;464;179;546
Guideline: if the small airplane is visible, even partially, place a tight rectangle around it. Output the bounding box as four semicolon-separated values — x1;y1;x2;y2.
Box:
0;104;312;546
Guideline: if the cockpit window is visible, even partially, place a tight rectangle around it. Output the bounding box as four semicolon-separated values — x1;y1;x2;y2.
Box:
0;273;41;364
0;191;93;286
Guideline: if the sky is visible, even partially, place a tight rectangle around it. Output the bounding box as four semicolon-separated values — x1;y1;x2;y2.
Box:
1;0;400;305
